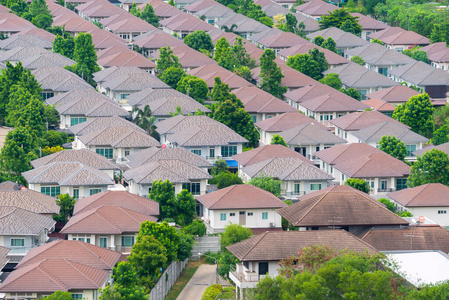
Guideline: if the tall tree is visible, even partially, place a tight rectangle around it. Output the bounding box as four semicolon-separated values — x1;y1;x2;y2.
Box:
176;75;208;104
432;125;449;146
259;49;287;99
248;176;281;196
131;105;159;140
140;4;159;27
149;180;177;220
184;30;214;52
322;37;338;53
52;34;75;59
408;149;449;187
214;37;231;62
175;190;196;226
156;46;182;73
344;178;370;193
220;223;252;251
270;134;288;147
65;33;100;86
55;194;76;223
158;66;186;89
29;0;53;29
378;135;408;161
319;73;342;90
137;221;181;263
319;9;362;35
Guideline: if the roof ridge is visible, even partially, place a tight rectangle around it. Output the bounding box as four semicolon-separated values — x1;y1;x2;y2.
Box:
341;229;378;252
78;242;111;267
241;231;269;261
27;163;55;183
65;259;103;288
294;192;327;226
210;185;237;209
38;259;68;290
359;226;374;240
59;162;85;185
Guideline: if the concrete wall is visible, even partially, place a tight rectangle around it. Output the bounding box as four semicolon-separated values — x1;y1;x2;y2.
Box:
391;202;449;227
149;259;188;300
29;184;109;199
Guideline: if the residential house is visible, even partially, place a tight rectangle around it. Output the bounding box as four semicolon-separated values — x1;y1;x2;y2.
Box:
196;184;287;233
22;162;114;199
228;230;377;292
413;142;449;157
100;13;156;42
214;12;269;39
86;28;127;51
277;185;409;232
248;29;308;53
0;187;60;217
97;49;157;73
187;64;253;90
69;116;145;137
323;62;398;99
387;184;449;227
294;13;321;34
362;98;396;116
156;115;248;164
193;3;234;25
306;27;370;56
60;206;157;253
231;86;298;123
143;0;181;21
314;143;410;194
365;85;431;106
183;0;216;15
15;28;56;43
367;27;430;52
345;43;415;76
271;0;298;9
30;149;119;180
389;61;449;99
351;13;389;41
51;14;98;37
172;0;197;9
0;207;56;257
294;0;338;20
151;44;217;71
132;29;184;57
123;159;212;197
94;66;146;94
421;42;449;71
0;13;35;38
0;47;76;70
0;34;53;51
254;112;328;145
160;13;215;39
119;0;151;11
75;0;125;22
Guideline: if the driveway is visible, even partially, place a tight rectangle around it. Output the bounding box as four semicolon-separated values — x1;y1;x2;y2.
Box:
177;264;228;300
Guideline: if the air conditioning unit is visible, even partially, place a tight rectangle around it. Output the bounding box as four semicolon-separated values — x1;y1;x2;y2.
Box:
269;222;275;228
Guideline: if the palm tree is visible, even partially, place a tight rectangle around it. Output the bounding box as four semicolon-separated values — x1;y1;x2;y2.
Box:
221;24;238;33
131;105;160;141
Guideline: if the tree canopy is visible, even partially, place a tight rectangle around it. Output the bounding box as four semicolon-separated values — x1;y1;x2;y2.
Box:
248;175;281;196
378;136;408;161
286;48;328;80
408;149;449;187
270;134;288;147
184;30;214;53
156;46;183;73
176;75;208;103
350;55;366;65
319;73;342;90
220;223;252;251
259;49;287;99
319;9;362;35
432;125;449;146
344;178;370;193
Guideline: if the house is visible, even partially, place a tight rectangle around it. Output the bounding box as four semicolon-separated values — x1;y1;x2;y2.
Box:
72;126;160;164
214;12;269;39
345;43;415;76
231;86;298;123
151;44;217;71
0;13;35;38
314;143;410;194
142;0;181;21
97;50;157;73
421;42;449;71
46;89;129;129
0;187;60;217
60;206;157;253
51;14;98;36
389;61;449;99
367;27;430;52
0;207;56;257
123;159;212;197
75;0;125;22
323;62;398;99
284;84;369;126
278;123;347;163
349;121;429;161
277;185;409;232
86;28;127;51
69;116;145;137
387;184;449;227
100;13;156;42
132;29;184;57
160;13;215;39
271;0;298;9
0;47;76;70
294;0;339;20
196;184;287;233
254;112;328;145
22;162;115;198
183;0;217;15
156;115;248;164
15;28;56;43
362;98;396;116
248;29;308;53
306;27;370;56
365;85;432;106
351;13;389;41
30;149;119;180
193;3;234;25
0;34;53;51
187;64;253;90
227;230;377;291
412;142;449;157
294;13;321;34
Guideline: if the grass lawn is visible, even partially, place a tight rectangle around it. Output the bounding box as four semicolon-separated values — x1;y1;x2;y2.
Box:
165;257;205;300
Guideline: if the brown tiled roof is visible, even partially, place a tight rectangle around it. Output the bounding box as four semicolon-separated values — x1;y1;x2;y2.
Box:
279;123;347;145
144;0;180;19
387;183;449;207
98;51;156;69
196;184;287;210
277;185;409;227
330;110;408;131
73;191;159;215
16;28;56;43
97;45;133;60
0;13;35;34
255;112;327;132
78;126;160;148
357;226;449;253
227;230;377;261
187;64;253;89
306;27;369;49
160;12;215;32
75;0;124;18
277;43;350;66
52;14;98;33
294;0;339;16
101;13;156;33
251;63;319;89
351;13;389;31
252;30;307;48
362;98;396;112
0;4;9;13
368;27;429;46
421;42;449;63
87;27;127;50
133;29;184;49
365;85;430;104
314;143;380;165
60;206;157;234
151;44;217;69
0;189;60;214
0;246;9;270
69;116;145;136
0;207;55;235
298;91;368;113
16;240;122;270
167;124;248;146
412;142;449;157
232;144;312;167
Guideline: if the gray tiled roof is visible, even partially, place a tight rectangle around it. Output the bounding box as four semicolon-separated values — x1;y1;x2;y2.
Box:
279;123;347;146
194;3;233;18
78;126;160;148
389;61;449;86
0;189;60;214
21;53;75;70
102;72;169;91
32;67;93;92
0;207;55;235
168;124;248;146
412;142;449;157
307;27;369;48
351;121;429;144
156;115;218;135
69;116;144;136
23;162;114;186
46;89;111;106
54;95;129;118
0;46;48;62
93;66;146;83
346;43;414;67
215;12;269;33
0;34;53;50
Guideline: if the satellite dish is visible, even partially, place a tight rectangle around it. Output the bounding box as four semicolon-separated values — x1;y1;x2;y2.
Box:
419;216;425;223
162;144;167;149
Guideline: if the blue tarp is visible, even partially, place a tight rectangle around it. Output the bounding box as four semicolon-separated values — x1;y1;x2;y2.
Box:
225;160;238;168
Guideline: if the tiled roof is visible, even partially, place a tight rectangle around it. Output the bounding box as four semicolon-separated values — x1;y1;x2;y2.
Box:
32;67;93;92
231;86;297;114
78;126;160;148
98;51;156;69
123;159;212;184
194;3;234;18
69;116;144;136
306;27;369;48
52;14;98;33
215;12;269;34
251;29;308;48
160;12;215;32
0;34;53;50
16;240;122;270
0;4;8;13
387;183;449;207
313;142;380;165
101;13;156;33
196;184;287;210
151;44;217;69
16;28;56;43
168;124;248;146
52;94;129;118
255;112;327;132
125;147;213;169
183;0;217;13
0;189;60;214
132;29;184;49
362;98;396;111
232;144;313;167
75;0;125;18
46;88;114;104
367;27;430;46
93;65;146;83
31;149;119;171
102;72;169;91
87;27;127;50
351;13;389;31
389;61;449;86
252;63;319;89
144;0;180;19
421;42;449;63
294;0;339;16
0;46;48;62
351;121;429;144
279;123;347;145
278;185;409;227
156;115;218;134
298;91;368;113
227;230;377;261
60;205;157;234
365;85;429;104
412;142;449;157
20;52;76;70
0;207;55;235
0;13;35;33
22;162;114;186
346;43;414;66
277;42;350;66
73;190;159;215
187;64;253;89
329;110;407;131
97;45;134;60
0;181;20;191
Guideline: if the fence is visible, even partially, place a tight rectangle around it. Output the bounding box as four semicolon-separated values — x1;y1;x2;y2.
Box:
148;259;188;300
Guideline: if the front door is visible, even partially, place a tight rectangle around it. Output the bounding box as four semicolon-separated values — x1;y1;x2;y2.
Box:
239;211;246;225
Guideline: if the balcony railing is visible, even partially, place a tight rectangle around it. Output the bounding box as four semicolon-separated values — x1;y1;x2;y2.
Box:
282;191;306;197
308;154;319;160
377;188;395;193
206;156;222;160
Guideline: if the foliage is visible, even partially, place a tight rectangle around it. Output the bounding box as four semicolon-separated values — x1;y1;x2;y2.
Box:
402;47;428;63
54;194;76;223
248;175;281;196
319;9;362;35
156;46;182;73
184;219;207;236
378;198;395;212
407;281;449;299
131;105;159;140
202;284;223;300
29;0;53;29
43;131;68;148
175;190;196;226
105;261;148;299
176;75;208;103
286;48;328;80
211;159;229;176
432;125;449;146
184;30;214;52
42;291;73;300
314;36;338;53
350;55;366;65
433;104;449;129
270;134;288;147
214;37;231;62
408;149;449;187
217;37;257;72
259;49;287;98
158;67;186;89
177;232;194;261
149;180;177;220
319;73;342;90
214;172;243;189
233;66;252;82
45;105;60;130
378;135;408;161
42;146;64;156
340;87;361;100
344;178;370;193
53;34;75;59
392;93;434;138
220;223;252;251
132;3;159;27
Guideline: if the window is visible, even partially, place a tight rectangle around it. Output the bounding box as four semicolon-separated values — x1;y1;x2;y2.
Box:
221;146;237;158
71;294;83;300
294;183;300;195
182;182;201;195
358;90;367;100
209;148;215;158
310;183;322;191
70;117;87;126
41;186;60;197
96;148;113;159
121;236;135;247
120;93;130;99
90;188;102;195
100;237;108;248
191;149;202;156
259;262;268;275
247;212;253;216
406;145;417;157
220;213;226;221
125;148;130;156
73;188;79;199
251;115;257;123
262;212;268;220
11;239;24;247
378;67;388;76
230;213;235;217
438;210;447;214
40;92;54;100
207;19;214;24
396;178;407;191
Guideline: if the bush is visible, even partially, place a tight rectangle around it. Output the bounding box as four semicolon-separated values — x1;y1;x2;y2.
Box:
184;219;207;236
202;284;223;300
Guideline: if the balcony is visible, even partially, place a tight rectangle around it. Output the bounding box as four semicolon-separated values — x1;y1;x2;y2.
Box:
206;156;222;160
307;154;319;160
229;264;262;289
281;191;306;198
377;188;395;193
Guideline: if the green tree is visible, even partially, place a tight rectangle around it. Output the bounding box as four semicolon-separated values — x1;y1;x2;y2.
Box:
184;30;214;52
176;75;208;103
403;47;428;63
29;0;53;29
137;221;181;263
322;37;338;53
55;193;76;223
344;178;370;193
177;232;194;261
340;87;361;100
313;36;325;47
287;48;328;80
433;104;449;129
184;219;207;236
432;125;449;146
259;49;287;98
106;261;147;300
214;172;243;189
319;73;342;90
214;37;231;62
408;149;449;187
156;46;182;73
29;0;51;16
158;66;186;89
233;66;252;82
149;180;177;220
140;4;159;27
218;37;257;72
52;34;75;59
392;93;435;138
175;190;196;226
319;9;362;35
45;105;60;130
32;14;53;30
65;33;100;86
131;105;159;140
42;291;73;300
280;13;298;34
378;198;395;212
211;159;229;176
248;175;281;196
270;134;288;147
43;131;67;148
220;223;252;251
378;135;408;161
350;55;366;65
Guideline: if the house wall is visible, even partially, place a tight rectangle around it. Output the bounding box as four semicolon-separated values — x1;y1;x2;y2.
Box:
431;61;449;71
29;183;109;198
286;143;338;163
390;202;449;227
67;233;139;253
128;179;208;198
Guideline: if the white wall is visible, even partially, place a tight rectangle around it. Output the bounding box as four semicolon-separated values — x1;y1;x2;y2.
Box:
391;202;449;227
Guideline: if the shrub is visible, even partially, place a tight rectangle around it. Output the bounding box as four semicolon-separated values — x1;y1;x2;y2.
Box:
184;219;207;236
202;284;223;300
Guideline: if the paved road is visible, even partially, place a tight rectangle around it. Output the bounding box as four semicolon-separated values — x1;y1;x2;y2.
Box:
177;264;228;300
